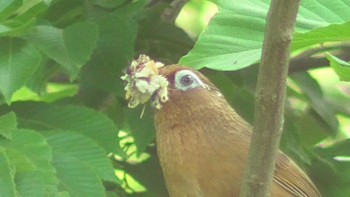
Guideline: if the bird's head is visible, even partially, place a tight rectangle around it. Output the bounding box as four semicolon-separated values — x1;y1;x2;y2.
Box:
156;65;225;117
122;55;230;122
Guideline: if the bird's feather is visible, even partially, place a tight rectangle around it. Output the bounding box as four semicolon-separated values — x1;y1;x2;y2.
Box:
154;65;321;197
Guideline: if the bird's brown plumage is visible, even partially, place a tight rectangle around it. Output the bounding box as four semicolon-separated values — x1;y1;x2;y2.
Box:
154;65;321;197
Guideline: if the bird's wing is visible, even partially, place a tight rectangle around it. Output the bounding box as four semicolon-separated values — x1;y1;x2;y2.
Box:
274;152;321;197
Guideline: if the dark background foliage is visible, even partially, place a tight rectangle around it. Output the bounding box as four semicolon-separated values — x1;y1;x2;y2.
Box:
0;0;350;196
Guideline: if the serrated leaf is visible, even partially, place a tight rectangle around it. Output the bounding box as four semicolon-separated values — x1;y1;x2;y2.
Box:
0;38;42;103
0;129;55;172
327;53;350;81
27;22;98;79
15;170;59;197
180;0;350;71
0;129;58;196
46;131;119;184
81;10;138;95
46;131;114;197
53;153;105;197
0;112;17;140
0;150;16;197
12;102;123;155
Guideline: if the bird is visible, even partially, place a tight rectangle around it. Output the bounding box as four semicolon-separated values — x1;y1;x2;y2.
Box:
153;64;321;197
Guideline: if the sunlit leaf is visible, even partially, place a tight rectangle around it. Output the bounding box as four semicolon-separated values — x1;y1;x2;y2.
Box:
292;22;350;50
180;0;350;70
0;38;42;103
11;84;78;103
327;53;350;81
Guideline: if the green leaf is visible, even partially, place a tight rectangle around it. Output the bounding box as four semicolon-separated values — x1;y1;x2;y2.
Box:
291;72;339;132
180;0;350;70
204;70;255;122
310;139;350;197
0;129;58;196
14;1;48;20
0;38;42;103
0;0;22;20
0;129;55;173
15;169;58;197
280;121;313;167
0;2;48;37
317;139;350;158
47;131;119;185
11;83;78;103
327;53;350;81
12;102;123;155
27;22;98;79
0;112;17;140
0;150;16;197
136;3;194;64
53;154;105;197
90;0;125;8
288;111;329;147
293;22;350;50
81;9;139;94
0;18;36;37
125;107;155;155
125;152;168;197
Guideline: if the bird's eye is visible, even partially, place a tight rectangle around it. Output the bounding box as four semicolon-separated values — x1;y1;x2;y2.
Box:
180;74;194;86
174;70;206;91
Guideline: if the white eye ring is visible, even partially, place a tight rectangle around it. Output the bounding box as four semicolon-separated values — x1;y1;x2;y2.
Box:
174;70;206;91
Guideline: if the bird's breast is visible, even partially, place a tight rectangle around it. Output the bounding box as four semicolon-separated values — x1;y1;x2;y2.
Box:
154;101;252;196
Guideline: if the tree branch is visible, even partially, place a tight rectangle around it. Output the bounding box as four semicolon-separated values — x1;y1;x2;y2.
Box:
240;0;301;196
161;0;189;23
289;45;350;73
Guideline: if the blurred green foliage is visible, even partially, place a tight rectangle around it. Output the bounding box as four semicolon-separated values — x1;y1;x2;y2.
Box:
0;0;349;196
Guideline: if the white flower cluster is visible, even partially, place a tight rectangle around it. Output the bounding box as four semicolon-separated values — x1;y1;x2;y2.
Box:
121;55;169;109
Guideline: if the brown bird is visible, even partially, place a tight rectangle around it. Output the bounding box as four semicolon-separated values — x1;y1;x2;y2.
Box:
153;65;321;197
